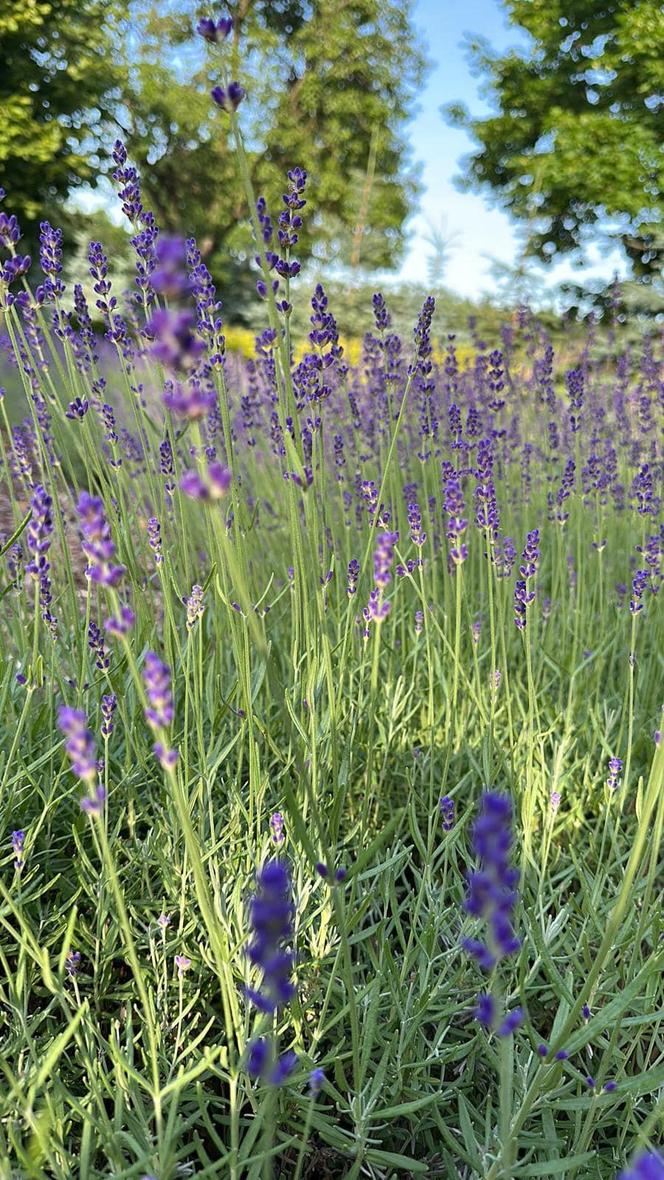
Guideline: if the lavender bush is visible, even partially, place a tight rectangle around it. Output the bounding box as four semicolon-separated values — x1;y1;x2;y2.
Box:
0;18;662;1180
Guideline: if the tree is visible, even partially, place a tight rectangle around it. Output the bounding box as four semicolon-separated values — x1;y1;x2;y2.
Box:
421;217;460;290
116;0;428;305
0;0;122;256
444;0;664;290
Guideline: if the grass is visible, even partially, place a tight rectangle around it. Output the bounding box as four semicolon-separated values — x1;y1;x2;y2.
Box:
0;102;662;1180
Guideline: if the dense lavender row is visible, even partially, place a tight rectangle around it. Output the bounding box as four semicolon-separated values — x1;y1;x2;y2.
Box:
0;24;663;1179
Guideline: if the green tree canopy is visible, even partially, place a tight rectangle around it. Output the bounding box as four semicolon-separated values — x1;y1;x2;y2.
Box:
444;0;664;288
0;0;122;255
116;0;428;295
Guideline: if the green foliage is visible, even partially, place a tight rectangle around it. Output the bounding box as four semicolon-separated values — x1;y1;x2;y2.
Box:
0;0;426;304
0;287;662;1172
0;0;123;254
444;0;664;286
118;0;427;304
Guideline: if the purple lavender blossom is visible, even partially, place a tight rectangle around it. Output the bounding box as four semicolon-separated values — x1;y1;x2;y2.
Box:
101;694;117;739
142;653;178;767
494;535;517;579
497;1008;523;1037
514;529;540;630
474;993;496;1028
407;501;426;548
38;221;65;301
631;464;656;518
147;517;163;565
606;756;623;791
65;950;81;977
373;530;398;588
148;308;205;376
566;367;584;433
88;621;110;671
270;812;285;847
637;533;662;596
246;1037;270;1079
443;470;468;567
105;603;135;637
363;532;398;635
519;529;540;578
245;860;296;1016
211;82;245;111
555;459;575;526
154;743;179;770
197;15;233;42
11;830;25;873
159;438;176;494
77;492;125;587
618;1152;664;1180
185;583;205;629
150;235;190;299
65;397;89;420
180;460;231;501
58;707;97;784
630;569;648;615
439;796;455;831
112;140;143;222
474;439;499;540
0;196;22;247
26;484;57;633
79;786;107;817
87;239;130;346
269;1050;298;1085
142;652;175;729
187;238;225;360
514;579;535;631
461;792;520;971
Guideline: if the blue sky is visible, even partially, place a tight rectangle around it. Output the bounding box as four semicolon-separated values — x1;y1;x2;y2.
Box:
397;0;625;298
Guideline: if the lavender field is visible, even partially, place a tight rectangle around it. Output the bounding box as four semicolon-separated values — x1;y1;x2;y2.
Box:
0;12;663;1180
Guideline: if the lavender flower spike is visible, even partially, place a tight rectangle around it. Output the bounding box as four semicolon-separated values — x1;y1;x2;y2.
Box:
147;517;163;565
80;786;107;818
101;694;117;739
77;491;125;586
26;484;57;633
142;652;178;767
497;1007;523;1037
439;796;455;831
461;791;520;970
143;652;175;729
185;584;205;629
363;531;398;635
58;706;97;784
245;860;296;1015
618;1152;664;1180
606;756;623;791
270;812;285;846
11;830;25;873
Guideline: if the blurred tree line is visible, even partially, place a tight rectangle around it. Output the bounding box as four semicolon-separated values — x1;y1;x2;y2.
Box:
0;0;428;320
444;0;663;318
1;0;661;326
